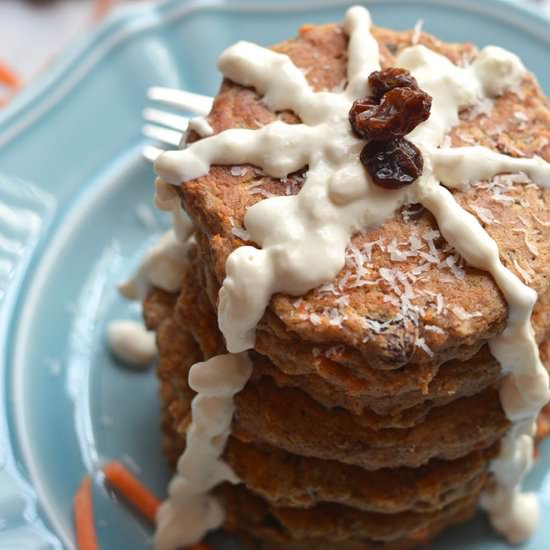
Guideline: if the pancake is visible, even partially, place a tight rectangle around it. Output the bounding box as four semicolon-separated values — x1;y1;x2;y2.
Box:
178;22;550;376
216;483;480;545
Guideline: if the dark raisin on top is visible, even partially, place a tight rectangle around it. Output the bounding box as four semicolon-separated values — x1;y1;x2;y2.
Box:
348;67;432;189
368;67;420;98
360;138;423;190
350;87;432;141
348;97;378;138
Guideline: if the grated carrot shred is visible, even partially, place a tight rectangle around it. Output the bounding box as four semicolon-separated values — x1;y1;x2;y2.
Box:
74;476;100;550
92;0;114;21
72;462;211;549
0;59;21;89
103;461;160;523
299;24;314;36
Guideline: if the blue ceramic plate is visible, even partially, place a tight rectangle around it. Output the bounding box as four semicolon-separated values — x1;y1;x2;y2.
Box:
1;0;550;548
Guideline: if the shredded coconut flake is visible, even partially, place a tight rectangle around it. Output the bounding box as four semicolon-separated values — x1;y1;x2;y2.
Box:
416;336;434;357
411;19;423;45
470;204;499;225
518;215;530;227
436;294;445;314
363;317;394;334
512;258;533;284
464;97;494;121
533;213;550;227
512;228;539;257
335;295;350;307
514;111;529;122
248;187;277;199
388;238;415;261
309;313;322;326
444;255;465;279
450;305;482;320
231;226;251;241
230;166;248;177
425;324;445;335
455;132;477;145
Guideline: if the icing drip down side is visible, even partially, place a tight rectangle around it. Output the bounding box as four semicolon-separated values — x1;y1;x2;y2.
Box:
107;320;157;368
420;182;549;542
153;5;550;547
155;353;252;549
106;180;194;370
118;180;195;302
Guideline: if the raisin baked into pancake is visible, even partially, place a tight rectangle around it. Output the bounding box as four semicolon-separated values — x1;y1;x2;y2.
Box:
120;5;550;549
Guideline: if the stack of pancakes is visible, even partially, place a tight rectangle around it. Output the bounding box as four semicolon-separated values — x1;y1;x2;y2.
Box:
144;21;550;549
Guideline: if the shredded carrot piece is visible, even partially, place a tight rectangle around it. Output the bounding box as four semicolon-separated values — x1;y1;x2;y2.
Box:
103;461;160;522
92;0;114;21
537;411;550;440
74;476;100;550
0;60;21;89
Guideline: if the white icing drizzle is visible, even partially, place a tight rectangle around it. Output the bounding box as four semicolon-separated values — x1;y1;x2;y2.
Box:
107;180;192;371
154;177;192;243
107;320;157;368
188;116;214;138
419;185;548;543
155;353;252;549
179;116;215;149
432;147;550;189
118;181;194;301
345;6;380;98
117;229;190;300
153;5;550;546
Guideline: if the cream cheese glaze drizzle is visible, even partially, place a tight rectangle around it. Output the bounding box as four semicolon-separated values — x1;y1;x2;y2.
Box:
106;182;194;371
107;319;157;368
118;180;194;301
153;5;550;546
155;353;252;549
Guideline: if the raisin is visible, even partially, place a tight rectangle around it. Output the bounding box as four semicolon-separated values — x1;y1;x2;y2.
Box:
348;97;378;138
360;138;423;189
368;67;419;98
350;87;432;141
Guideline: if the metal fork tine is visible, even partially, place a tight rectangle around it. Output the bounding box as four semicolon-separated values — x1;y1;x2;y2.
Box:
147;87;213;116
142;87;214;163
143;124;182;147
143;108;189;132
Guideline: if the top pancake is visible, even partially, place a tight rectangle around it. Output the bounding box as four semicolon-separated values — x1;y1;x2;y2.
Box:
177;22;550;370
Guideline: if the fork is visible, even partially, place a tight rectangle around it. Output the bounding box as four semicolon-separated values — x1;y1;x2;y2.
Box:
142;86;214;162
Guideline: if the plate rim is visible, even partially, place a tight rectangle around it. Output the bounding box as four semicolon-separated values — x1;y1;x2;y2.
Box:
1;0;550;148
2;0;550;548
